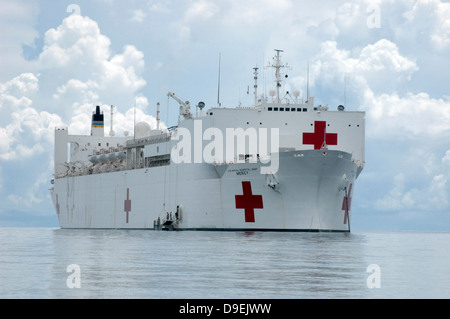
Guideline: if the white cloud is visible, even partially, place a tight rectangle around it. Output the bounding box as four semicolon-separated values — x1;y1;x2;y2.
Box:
0;73;39;97
358;39;417;74
335;1;364;31
185;0;220;22
0;72;60;161
403;0;450;52
0;73;39;119
39;15;111;70
442;150;450;166
8;169;50;207
428;174;448;209
102;45;146;92
68;110;91;135
223;0;293;25
375;172;449;211
0;127;12;157
364;91;450;138
130;9;146;23
309;39;418;91
37;14;148;128
375;173;416;211
0;107;64;161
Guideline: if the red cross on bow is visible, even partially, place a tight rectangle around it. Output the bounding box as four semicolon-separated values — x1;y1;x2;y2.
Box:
124;188;131;223
342;184;352;224
55;194;60;215
235;181;263;223
303;121;338;150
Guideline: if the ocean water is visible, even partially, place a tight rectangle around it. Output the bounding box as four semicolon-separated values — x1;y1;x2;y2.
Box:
0;228;449;299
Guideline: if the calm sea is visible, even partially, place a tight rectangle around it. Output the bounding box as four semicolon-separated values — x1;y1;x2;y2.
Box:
0;228;449;299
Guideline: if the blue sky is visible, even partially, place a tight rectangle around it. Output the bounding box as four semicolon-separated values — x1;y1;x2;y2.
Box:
1;0;450;231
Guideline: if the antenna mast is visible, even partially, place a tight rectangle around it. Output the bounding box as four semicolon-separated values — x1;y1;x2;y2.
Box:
344;73;347;107
133;99;136;141
266;49;290;104
306;61;310;102
253;66;259;107
156;102;160;130
274;50;282;104
217;53;221;107
109;105;115;137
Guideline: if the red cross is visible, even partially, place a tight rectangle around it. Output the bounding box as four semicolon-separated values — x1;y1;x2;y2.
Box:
124;188;131;223
235;181;263;223
55;194;60;215
303;121;338;149
341;184;352;224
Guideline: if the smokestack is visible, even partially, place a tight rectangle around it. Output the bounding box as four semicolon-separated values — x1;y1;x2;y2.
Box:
91;105;104;136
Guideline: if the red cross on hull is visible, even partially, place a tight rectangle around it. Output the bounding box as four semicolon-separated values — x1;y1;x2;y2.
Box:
341;184;352;224
55;194;60;215
124;188;131;223
235;181;263;223
303;121;338;150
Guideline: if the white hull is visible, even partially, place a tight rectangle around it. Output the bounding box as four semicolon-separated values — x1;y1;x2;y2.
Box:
51;150;357;232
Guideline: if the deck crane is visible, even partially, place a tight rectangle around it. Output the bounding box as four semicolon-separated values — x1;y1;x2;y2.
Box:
167;91;192;120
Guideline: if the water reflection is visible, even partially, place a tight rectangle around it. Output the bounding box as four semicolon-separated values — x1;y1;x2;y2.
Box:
47;230;372;298
16;229;447;299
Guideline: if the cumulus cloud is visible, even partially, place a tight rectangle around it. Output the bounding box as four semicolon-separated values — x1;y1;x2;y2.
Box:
8;167;52;208
365;91;450;138
375;173;449;211
0;73;39;97
442;150;450;167
358;39;417;74
0;73;39;121
403;0;450;52
310;39;418;92
39;15;111;70
40;15;146;113
0;71;64;161
0;107;64;161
